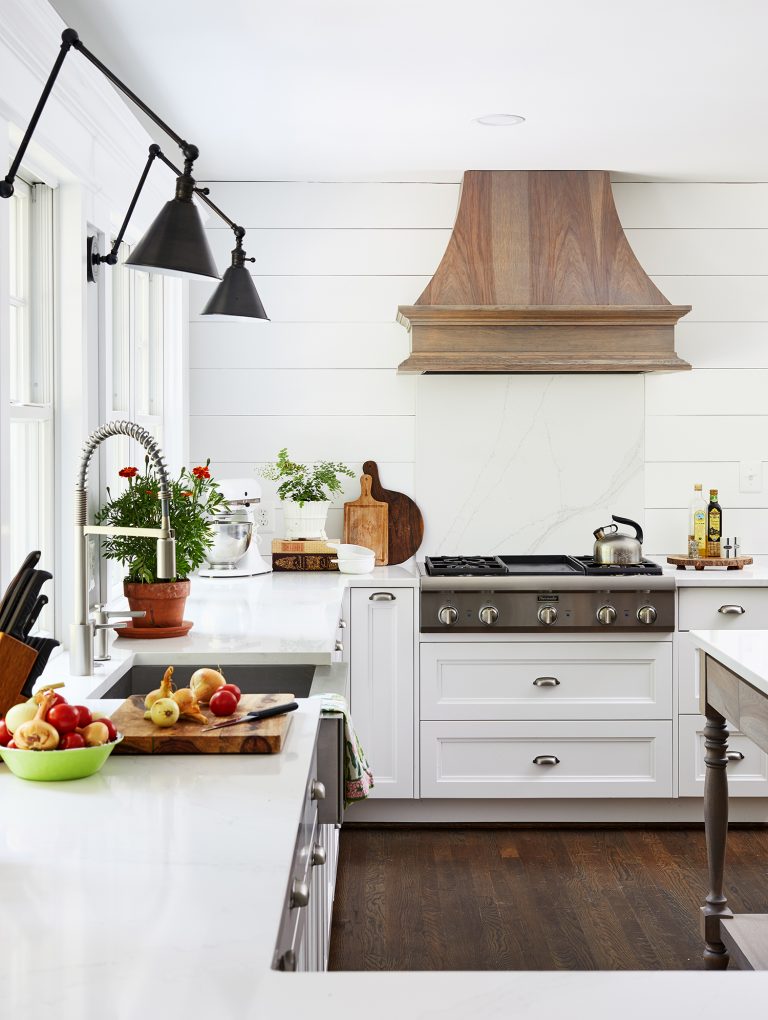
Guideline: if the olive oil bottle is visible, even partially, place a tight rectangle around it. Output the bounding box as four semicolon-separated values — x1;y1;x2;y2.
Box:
690;483;707;556
707;488;722;557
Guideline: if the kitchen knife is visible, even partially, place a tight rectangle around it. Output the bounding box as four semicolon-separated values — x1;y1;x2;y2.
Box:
201;701;299;733
21;594;48;638
20;635;60;697
0;551;41;627
5;569;52;640
0;567;33;634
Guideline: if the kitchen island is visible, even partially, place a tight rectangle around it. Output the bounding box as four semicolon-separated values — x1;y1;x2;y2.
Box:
0;691;765;1018
690;629;768;969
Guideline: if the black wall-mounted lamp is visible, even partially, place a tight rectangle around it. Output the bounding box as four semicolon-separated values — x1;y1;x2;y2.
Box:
2;28;268;320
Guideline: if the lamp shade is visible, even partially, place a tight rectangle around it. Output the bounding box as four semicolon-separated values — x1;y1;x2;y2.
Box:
201;262;269;319
126;188;220;281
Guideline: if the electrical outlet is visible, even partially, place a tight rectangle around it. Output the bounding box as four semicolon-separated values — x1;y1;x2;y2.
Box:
253;506;275;532
740;460;762;493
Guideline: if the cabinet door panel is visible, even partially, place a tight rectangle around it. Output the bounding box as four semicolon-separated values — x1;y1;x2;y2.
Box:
420;720;672;798
350;587;414;798
421;641;672;720
678;588;768;632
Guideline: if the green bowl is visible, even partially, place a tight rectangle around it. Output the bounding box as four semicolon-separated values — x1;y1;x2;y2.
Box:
0;735;123;781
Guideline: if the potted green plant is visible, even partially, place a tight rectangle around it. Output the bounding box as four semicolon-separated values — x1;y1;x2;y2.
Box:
261;448;354;540
95;458;226;633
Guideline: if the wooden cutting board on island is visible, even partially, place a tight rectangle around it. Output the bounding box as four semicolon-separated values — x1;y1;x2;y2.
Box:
110;693;295;754
343;474;388;565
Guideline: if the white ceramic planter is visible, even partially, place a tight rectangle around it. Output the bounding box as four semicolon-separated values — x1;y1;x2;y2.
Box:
282;499;331;540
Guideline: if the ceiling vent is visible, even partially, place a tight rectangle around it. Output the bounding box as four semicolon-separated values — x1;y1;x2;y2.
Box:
397;170;691;374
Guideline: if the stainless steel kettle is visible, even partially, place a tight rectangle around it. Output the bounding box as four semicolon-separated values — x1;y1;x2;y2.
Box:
592;515;644;565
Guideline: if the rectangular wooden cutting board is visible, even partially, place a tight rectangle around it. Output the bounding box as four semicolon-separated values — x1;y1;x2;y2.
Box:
110;693;295;754
343;473;388;565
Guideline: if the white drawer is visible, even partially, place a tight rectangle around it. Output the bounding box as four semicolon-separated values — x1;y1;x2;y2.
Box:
678;714;768;797
678;587;768;632
420;720;673;798
420;642;672;721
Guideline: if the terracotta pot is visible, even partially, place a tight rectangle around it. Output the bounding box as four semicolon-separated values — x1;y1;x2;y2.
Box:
123;579;190;629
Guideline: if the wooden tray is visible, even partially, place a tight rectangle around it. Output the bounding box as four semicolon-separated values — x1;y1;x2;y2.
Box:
110;693;295;754
667;555;753;571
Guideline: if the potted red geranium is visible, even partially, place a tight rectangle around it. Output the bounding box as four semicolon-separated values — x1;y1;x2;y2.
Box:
95;459;226;634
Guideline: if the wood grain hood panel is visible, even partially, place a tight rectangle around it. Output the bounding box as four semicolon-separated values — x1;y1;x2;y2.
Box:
396;170;691;374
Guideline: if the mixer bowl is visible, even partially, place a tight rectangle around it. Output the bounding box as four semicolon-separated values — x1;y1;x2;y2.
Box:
205;519;253;569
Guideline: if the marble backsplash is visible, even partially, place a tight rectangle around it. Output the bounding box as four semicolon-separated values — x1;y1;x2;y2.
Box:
415;375;645;557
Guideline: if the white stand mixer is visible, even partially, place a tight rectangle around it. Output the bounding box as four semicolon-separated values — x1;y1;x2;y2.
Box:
198;478;272;577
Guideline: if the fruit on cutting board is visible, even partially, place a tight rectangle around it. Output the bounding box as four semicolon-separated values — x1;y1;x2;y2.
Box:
144;666;175;710
189;667;226;704
149;698;179;728
170;686;208;724
209;688;239;717
220;683;241;703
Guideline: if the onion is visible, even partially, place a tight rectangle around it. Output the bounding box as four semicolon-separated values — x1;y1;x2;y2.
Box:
80;721;110;747
189;668;225;704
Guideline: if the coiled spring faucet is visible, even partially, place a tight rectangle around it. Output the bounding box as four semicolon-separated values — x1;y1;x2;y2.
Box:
71;421;176;675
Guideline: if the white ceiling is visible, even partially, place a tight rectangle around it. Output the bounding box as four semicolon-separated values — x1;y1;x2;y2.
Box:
49;0;768;181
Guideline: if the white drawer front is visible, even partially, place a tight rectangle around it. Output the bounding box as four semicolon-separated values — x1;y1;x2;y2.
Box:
420;642;672;721
420;721;673;799
678;714;768;797
678;588;768;632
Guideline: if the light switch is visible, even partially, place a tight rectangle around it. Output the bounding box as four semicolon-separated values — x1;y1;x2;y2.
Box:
740;460;762;492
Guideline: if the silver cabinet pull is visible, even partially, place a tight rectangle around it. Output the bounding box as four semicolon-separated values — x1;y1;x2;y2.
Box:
369;592;396;601
726;750;745;762
533;676;560;687
311;843;327;867
338;619;347;628
532;755;560;766
311;779;326;801
719;604;745;615
290;879;310;908
335;640;344;652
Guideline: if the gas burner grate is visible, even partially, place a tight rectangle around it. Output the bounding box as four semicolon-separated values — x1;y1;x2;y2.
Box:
425;555;507;577
576;556;663;576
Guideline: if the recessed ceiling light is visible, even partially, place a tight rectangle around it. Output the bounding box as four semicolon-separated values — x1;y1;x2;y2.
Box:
473;113;526;127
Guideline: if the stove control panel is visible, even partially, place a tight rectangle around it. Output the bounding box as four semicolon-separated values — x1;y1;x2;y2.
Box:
422;589;674;633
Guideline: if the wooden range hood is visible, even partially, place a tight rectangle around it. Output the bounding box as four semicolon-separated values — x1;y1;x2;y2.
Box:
396;170;691;374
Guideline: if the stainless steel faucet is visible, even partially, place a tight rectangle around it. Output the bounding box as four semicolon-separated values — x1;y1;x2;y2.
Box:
71;420;177;676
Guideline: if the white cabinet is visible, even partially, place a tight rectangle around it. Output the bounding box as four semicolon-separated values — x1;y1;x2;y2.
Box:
350;587;415;798
421;720;673;799
421;641;672;721
678;715;768;798
677;587;768;799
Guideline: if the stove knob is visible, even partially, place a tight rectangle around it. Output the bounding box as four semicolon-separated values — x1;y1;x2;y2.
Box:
479;605;499;626
537;606;558;626
597;605;617;626
637;605;657;625
438;606;459;627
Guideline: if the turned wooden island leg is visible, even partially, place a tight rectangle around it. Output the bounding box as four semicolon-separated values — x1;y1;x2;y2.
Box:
701;706;733;969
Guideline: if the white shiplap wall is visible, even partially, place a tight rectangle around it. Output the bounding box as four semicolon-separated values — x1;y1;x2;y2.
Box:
189;179;768;556
613;182;768;556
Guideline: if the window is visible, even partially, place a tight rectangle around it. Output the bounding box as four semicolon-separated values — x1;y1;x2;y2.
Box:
101;243;166;600
8;177;55;632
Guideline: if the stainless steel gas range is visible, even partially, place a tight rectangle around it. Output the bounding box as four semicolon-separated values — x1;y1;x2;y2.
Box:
419;554;675;634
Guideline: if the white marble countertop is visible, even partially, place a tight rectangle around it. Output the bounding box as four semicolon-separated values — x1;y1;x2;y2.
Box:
691;629;768;699
2;694;765;1018
39;565;418;704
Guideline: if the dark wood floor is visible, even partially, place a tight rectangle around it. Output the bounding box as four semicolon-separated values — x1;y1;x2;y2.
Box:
328;827;768;971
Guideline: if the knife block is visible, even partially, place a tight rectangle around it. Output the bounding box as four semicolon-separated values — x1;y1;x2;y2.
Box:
0;632;38;716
